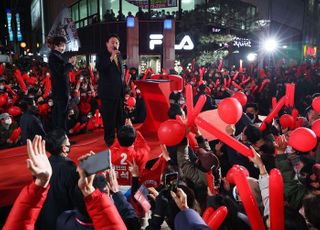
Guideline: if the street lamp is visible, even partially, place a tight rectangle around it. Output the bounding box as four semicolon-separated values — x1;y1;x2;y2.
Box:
262;38;279;53
247;53;257;62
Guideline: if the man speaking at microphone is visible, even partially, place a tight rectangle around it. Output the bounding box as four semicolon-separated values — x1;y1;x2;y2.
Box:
96;34;125;147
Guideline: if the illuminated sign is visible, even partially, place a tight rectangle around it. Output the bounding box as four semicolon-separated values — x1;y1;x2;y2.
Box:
127;17;135;28
149;34;194;50
6;10;13;42
164;19;172;30
16;13;22;41
233;37;251;48
304;45;317;57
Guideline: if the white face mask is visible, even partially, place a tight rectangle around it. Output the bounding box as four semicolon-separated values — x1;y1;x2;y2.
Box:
4;118;12;125
48;102;53;107
0;85;4;90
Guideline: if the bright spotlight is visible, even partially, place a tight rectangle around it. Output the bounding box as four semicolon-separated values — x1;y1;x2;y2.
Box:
247;53;257;62
263;38;278;53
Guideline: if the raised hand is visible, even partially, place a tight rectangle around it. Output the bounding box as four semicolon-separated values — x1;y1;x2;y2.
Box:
160;144;170;161
26;135;52;188
128;159;139;177
274;135;288;154
77;151;96;197
106;168;119;194
170;188;189;211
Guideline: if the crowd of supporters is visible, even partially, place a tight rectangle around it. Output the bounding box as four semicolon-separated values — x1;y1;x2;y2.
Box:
1;56;320;229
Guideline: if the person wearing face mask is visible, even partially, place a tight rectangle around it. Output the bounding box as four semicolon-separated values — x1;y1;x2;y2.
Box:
48;36;76;131
36;129;82;230
0;113;20;149
245;103;262;124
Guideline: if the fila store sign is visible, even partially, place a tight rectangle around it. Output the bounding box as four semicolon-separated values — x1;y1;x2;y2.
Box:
149;34;194;50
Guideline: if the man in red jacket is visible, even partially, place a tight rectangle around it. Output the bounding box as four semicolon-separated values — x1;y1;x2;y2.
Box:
110;121;150;192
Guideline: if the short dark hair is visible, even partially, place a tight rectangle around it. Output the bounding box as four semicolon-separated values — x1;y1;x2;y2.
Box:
168;103;183;119
246;103;258;111
47;36;66;49
244;124;262;144
45;129;67;155
106;33;120;43
117;125;136;147
303;192;320;229
284;205;308;230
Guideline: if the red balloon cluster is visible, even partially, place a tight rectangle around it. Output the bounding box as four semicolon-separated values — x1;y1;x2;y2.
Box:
312;96;320;113
311;119;320;137
232;91;247;106
288;127;317;152
279;114;294;129
127;97;136;108
158;120;186;146
218;98;243;124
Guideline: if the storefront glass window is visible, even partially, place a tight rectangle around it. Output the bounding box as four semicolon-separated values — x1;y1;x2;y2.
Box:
88;0;98;15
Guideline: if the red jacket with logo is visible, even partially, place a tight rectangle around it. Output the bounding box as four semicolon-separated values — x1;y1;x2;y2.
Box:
110;131;150;186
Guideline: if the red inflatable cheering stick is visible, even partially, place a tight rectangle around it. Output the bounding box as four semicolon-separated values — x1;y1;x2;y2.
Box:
269;169;284;230
226;165;265;230
9;127;21;143
202;206;228;230
195;117;254;158
185;84;207;126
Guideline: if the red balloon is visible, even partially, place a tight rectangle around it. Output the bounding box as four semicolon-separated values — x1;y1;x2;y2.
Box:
312;119;320;137
207;206;228;230
233;91;247;106
288;127;317;152
7;106;22;117
127;97;136;108
158;120;186;146
312;96;320;113
269;169;284;230
0;95;8;107
226;165;265;230
280;114;294;129
218;98;242;124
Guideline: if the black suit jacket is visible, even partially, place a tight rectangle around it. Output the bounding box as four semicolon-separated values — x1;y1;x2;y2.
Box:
36;155;82;230
96;50;125;100
48;50;73;101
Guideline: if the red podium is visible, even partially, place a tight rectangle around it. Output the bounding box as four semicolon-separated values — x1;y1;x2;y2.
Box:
135;79;173;134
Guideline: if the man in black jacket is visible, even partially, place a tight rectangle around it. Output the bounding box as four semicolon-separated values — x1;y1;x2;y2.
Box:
48;36;76;131
36;129;81;230
19;97;46;144
96;34;125;147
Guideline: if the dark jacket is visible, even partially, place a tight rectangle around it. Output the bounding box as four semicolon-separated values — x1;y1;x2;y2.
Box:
36;155;81;230
20;111;46;145
96;50;125;100
112;191;140;230
0;122;19;149
275;154;307;209
48;50;73;100
174;209;210;230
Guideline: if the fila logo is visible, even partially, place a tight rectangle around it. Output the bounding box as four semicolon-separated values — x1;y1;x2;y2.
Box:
149;34;164;50
149;34;194;50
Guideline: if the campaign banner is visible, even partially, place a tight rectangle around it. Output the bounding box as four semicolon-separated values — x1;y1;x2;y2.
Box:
47;7;80;51
128;0;177;9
